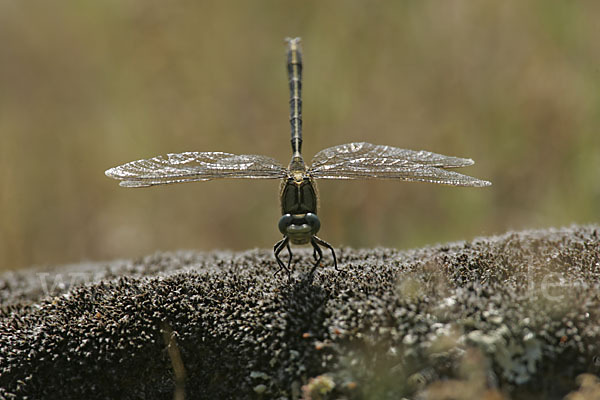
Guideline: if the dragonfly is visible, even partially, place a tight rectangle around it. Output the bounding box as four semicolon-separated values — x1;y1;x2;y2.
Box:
105;37;491;277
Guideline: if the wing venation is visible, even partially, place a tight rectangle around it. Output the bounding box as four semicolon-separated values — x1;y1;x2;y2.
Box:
105;152;287;187
309;142;491;187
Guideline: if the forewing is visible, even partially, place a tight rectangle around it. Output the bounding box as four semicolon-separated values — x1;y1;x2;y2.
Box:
309;142;491;187
105;152;287;187
311;142;475;168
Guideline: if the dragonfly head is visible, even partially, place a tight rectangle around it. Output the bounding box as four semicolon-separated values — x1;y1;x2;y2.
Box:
278;212;320;245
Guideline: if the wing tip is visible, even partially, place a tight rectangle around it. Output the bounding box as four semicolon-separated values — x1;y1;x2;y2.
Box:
105;167;149;187
105;167;117;178
471;179;492;187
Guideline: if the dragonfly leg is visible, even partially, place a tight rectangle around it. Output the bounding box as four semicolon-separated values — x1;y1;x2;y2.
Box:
312;246;318;262
286;242;293;271
312;236;339;272
310;237;324;275
274;236;291;277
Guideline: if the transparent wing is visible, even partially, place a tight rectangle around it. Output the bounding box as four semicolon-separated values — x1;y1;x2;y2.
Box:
105;152;287;187
309;142;491;187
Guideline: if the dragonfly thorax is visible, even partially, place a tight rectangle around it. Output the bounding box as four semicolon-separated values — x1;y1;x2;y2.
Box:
280;176;317;215
279;175;320;245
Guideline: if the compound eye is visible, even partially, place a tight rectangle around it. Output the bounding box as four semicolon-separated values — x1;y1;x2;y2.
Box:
305;213;321;234
278;214;294;234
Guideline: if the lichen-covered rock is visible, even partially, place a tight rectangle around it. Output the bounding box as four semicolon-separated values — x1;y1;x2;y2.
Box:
0;225;599;399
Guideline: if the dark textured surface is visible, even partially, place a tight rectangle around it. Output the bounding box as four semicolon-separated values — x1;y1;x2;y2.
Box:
1;225;599;399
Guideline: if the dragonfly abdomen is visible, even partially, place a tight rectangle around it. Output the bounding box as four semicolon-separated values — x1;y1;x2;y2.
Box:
287;37;303;157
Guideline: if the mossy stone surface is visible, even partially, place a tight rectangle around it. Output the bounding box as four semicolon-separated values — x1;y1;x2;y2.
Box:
1;225;599;399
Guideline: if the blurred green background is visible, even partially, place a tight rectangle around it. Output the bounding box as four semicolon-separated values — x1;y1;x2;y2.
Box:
1;0;598;271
